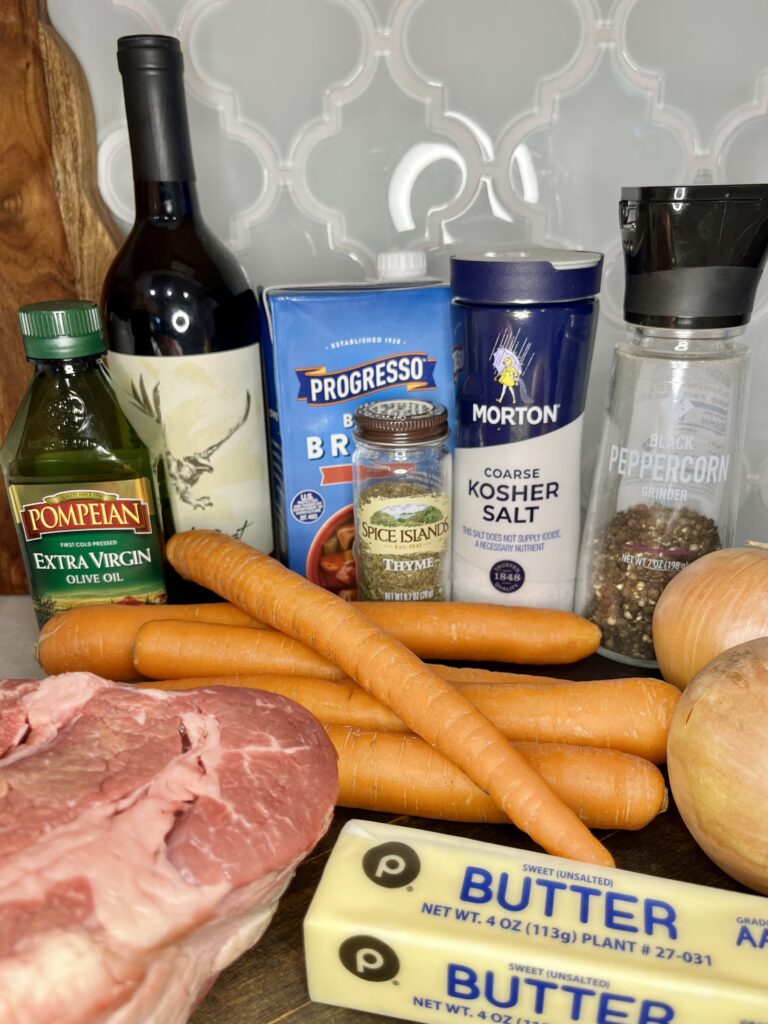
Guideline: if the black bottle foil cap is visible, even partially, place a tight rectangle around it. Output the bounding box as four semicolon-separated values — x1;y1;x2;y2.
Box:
620;184;768;329
116;34;194;183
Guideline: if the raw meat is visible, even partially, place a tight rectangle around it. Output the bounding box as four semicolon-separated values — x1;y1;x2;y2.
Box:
0;672;338;1024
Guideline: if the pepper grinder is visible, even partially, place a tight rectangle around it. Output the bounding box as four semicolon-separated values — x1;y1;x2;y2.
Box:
576;184;768;666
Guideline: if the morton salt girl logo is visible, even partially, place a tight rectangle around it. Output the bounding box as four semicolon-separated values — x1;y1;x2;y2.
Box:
492;327;531;405
20;490;153;541
473;327;560;426
295;353;437;406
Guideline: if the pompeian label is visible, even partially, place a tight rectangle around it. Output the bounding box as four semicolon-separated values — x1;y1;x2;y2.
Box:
20;492;152;539
8;479;167;626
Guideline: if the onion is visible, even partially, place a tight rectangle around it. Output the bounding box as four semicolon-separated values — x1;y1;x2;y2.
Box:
652;545;768;690
667;637;768;893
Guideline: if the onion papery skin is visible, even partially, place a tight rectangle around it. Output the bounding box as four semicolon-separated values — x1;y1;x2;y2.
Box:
652;546;768;690
667;637;768;894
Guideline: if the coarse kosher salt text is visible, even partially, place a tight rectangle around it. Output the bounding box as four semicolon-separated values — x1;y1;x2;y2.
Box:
466;471;560;525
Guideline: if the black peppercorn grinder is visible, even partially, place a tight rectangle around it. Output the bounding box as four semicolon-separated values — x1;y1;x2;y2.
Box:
575;184;768;666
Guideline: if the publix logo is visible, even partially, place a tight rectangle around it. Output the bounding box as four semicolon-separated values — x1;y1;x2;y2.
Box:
296;354;437;405
362;841;421;888
339;935;400;982
337;841;420;983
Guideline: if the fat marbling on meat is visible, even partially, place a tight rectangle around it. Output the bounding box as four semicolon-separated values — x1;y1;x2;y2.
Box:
0;672;338;1023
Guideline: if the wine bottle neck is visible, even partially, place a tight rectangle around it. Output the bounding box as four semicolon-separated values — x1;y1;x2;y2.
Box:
133;180;200;221
119;40;196;190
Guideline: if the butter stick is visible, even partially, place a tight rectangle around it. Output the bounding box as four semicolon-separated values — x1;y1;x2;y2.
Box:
304;821;768;1024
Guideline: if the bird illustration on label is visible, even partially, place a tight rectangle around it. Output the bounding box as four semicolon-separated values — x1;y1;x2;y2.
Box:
129;375;251;511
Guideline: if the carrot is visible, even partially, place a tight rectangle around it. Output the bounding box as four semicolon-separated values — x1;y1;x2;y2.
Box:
454;677;677;763
140;673;677;763
36;597;600;682
327;726;667;831
357;601;601;664
36;602;257;681
165;529;614;866
133;620;346;681
139;674;408;732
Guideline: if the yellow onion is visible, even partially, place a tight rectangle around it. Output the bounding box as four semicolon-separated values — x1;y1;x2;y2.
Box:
667;637;768;893
652;545;768;690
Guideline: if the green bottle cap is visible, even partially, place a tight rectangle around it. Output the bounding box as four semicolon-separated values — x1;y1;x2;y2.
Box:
17;300;106;359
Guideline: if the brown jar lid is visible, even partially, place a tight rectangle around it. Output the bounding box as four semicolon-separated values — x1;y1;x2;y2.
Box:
353;399;448;446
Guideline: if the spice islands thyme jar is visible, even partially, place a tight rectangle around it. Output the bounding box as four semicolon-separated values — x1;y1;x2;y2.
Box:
576;184;768;666
352;399;451;602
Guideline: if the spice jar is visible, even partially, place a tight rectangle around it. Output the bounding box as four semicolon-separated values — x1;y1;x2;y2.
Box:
352;399;451;601
576;184;768;666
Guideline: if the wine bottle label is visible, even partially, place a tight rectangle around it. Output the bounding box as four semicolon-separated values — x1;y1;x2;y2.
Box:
7;478;167;625
107;347;273;553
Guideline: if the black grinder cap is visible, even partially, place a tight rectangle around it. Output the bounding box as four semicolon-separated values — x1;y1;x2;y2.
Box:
620;184;768;329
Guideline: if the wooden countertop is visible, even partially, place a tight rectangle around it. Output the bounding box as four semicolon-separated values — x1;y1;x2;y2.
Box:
187;653;751;1024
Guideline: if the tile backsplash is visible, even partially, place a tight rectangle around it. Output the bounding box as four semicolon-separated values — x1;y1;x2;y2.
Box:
49;0;768;542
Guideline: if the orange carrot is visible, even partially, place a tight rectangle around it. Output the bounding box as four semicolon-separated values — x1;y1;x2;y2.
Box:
133;620;346;681
357;601;601;664
140;673;677;763
36;597;601;682
139;674;406;732
327;726;667;830
165;529;614;866
36;602;256;681
454;677;677;763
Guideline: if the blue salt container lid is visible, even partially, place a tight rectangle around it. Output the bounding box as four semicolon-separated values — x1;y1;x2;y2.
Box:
450;247;604;304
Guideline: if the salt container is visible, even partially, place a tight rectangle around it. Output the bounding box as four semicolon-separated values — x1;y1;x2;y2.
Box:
450;248;603;610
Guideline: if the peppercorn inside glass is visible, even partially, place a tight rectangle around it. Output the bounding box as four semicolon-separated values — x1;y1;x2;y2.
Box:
580;503;720;663
351;399;451;602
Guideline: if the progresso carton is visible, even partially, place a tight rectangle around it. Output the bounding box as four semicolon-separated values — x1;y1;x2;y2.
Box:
261;282;454;597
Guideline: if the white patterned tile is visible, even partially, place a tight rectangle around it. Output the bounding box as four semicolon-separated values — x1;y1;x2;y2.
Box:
623;0;768;150
48;0;149;137
518;48;688;255
190;0;363;156
303;59;467;269
721;113;768;187
244;188;367;286
404;0;584;141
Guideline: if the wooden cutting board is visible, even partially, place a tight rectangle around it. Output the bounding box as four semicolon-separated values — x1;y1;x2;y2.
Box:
0;0;120;594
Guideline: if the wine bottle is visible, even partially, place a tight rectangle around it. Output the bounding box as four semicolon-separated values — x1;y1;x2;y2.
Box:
101;34;273;597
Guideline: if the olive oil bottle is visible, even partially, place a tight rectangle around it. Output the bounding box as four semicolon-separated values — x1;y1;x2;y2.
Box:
0;301;167;626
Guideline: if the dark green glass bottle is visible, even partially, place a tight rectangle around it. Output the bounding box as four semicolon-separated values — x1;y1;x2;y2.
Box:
0;300;167;626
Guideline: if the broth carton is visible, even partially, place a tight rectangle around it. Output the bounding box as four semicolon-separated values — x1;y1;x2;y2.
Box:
261;280;454;597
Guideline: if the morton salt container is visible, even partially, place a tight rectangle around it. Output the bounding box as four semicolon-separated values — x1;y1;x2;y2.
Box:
576;184;768;667
450;248;603;611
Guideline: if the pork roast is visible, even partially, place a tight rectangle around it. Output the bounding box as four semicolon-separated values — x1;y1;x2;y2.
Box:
0;672;338;1023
